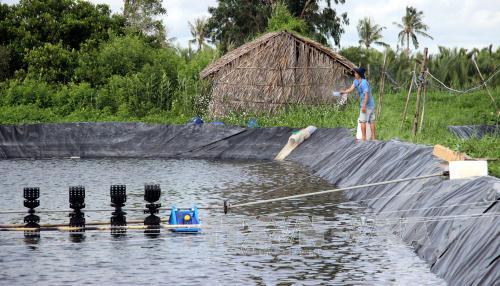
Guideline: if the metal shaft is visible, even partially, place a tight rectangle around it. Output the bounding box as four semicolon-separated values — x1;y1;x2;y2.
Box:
229;172;447;209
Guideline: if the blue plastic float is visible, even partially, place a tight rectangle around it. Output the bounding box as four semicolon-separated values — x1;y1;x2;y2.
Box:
168;206;201;233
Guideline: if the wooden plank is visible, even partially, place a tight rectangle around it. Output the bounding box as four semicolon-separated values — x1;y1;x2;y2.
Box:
433;144;471;161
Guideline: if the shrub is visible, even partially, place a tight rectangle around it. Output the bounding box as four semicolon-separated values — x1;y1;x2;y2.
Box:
1;79;55;108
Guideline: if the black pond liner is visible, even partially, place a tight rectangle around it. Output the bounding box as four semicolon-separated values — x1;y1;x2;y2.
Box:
0;123;498;285
448;125;499;139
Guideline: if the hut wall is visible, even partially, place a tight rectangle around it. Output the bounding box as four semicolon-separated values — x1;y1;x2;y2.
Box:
208;34;352;117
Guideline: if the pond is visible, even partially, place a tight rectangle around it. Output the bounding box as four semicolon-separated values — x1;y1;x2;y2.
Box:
0;158;445;285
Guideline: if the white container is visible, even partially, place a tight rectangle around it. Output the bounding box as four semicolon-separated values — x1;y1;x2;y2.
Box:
449;161;488;179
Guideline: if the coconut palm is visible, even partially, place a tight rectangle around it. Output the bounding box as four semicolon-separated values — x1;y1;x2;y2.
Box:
393;6;433;54
188;17;208;51
357;17;388;49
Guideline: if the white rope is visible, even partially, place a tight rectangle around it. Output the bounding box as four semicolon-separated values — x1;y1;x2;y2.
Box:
372;212;500;225
384;71;413;89
260;189;495;218
426;68;500;94
374;201;493;215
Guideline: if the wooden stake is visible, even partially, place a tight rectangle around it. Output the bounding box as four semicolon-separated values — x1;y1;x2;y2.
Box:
412;48;428;137
419;67;429;133
376;51;387;118
400;61;417;129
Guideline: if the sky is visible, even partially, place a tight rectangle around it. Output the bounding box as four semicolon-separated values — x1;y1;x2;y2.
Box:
2;0;500;54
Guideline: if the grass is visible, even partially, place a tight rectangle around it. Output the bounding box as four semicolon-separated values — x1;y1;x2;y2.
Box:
221;89;500;176
0;89;498;176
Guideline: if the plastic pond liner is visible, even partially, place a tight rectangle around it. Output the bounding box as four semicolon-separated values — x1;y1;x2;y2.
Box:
0;123;498;285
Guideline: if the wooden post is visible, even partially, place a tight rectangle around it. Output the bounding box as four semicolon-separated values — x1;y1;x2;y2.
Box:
412;47;428;137
418;69;428;133
376;51;387;117
400;61;417;129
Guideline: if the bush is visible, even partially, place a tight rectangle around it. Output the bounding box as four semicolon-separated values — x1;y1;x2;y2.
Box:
53;82;96;115
0;104;58;124
24;42;77;84
75;34;156;85
1;79;55;108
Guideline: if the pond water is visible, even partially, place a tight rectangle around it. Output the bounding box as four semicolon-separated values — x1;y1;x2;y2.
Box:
0;158;445;285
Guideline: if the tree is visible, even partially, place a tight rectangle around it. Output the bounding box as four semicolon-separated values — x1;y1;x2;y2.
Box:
206;0;270;53
24;42;77;84
123;0;167;45
206;0;348;53
285;0;348;45
0;0;125;78
188;17;208;51
0;45;10;81
357;17;388;49
75;35;156;86
393;6;433;54
266;2;307;35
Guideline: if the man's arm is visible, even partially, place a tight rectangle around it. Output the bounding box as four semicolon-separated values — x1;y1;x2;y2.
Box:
362;91;368;113
340;84;355;95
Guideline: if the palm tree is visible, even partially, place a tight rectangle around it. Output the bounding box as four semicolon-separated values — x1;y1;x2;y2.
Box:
393;6;433;54
357;17;388;49
188;17;208;51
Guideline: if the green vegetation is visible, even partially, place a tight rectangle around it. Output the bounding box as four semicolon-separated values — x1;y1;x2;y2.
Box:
206;0;348;52
393;6;434;54
0;1;498;176
221;89;500;176
357;17;388;49
1;85;497;175
266;2;308;35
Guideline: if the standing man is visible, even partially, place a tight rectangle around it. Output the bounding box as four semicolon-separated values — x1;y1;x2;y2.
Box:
340;67;376;141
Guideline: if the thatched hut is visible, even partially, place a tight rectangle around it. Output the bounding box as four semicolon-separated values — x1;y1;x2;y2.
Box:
200;31;356;117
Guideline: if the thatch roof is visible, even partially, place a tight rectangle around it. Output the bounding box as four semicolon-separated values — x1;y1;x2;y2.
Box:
200;31;355;79
201;31;356;117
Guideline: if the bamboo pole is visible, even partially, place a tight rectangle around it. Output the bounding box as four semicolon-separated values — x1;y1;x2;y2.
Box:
0;206;218;215
419;69;429;133
0;224;203;232
0;219;150;228
400;62;418;129
376;51;387;117
412;48;428;137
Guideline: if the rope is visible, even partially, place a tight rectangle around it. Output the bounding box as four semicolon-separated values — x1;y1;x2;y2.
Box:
383;71;413;90
374;201;493;215
426;68;500;94
258;186;496;218
0;224;202;232
0;206;219;215
1;213;498;251
371;212;500;225
2;212;497;234
229;172;446;209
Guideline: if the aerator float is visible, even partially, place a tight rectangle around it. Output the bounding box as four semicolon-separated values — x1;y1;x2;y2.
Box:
0;167;483;238
0;184;203;237
168;206;201;233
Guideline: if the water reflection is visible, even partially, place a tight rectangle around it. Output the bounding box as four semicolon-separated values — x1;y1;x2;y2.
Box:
69;233;85;243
